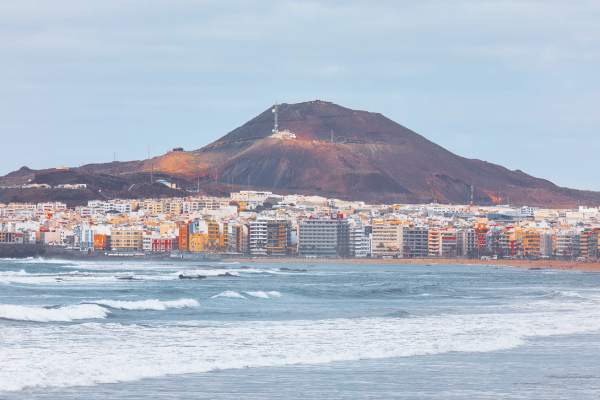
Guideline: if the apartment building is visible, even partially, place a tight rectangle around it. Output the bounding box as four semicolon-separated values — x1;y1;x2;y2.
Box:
87;201;133;214
250;219;292;256
298;217;350;258
580;229;599;259
79;226;95;251
0;232;22;243
554;231;580;257
371;220;403;258
350;222;371;258
401;227;429;258
231;191;273;202
165;202;182;215
178;222;191;251
540;234;553;257
457;229;476;256
152;237;178;252
523;231;541;258
94;234;109;250
188;220;229;253
110;229;143;251
198;198;230;210
428;229;458;257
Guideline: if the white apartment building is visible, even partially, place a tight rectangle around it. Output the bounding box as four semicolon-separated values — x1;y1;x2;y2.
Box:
350;221;371;258
231;191;274;202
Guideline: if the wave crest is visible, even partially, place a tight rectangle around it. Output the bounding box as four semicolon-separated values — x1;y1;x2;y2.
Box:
0;304;110;322
0;269;28;276
91;299;199;311
211;291;246;299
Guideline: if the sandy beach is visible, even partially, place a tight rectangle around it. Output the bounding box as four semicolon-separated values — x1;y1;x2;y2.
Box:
228;257;600;272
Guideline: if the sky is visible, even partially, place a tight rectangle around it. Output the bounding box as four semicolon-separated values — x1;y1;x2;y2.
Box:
1;0;599;190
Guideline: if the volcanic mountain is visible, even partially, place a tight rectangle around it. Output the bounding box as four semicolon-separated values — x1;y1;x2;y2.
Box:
3;100;599;207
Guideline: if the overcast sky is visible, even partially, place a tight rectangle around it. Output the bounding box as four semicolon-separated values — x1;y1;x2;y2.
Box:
1;0;598;190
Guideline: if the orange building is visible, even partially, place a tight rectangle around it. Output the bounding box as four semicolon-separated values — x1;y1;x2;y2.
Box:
94;234;109;250
178;222;191;251
189;233;210;253
188;221;229;253
523;231;541;257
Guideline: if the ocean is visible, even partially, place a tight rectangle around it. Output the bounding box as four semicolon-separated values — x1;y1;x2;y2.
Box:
1;258;600;399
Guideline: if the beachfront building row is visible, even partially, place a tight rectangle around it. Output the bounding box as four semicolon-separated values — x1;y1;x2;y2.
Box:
1;218;599;260
1;196;600;260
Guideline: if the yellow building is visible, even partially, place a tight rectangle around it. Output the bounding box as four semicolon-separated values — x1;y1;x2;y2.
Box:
165;202;182;215
149;202;166;215
198;198;230;210
110;229;143;251
188;221;229;253
189;233;210;252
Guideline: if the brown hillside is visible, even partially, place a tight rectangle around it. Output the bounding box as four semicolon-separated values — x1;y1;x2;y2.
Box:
2;100;599;207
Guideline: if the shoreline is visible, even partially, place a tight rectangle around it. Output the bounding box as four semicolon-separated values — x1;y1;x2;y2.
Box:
4;251;599;272
227;257;600;272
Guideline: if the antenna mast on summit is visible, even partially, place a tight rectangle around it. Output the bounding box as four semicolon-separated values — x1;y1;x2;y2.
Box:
470;185;474;206
272;101;278;134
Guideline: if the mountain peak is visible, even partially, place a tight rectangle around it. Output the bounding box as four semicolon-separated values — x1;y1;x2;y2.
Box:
3;100;599;207
214;100;422;145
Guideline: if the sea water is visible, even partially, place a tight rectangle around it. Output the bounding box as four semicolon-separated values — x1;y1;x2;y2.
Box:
2;258;600;399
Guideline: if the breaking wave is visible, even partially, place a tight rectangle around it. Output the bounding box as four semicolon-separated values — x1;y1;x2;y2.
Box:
549;291;583;298
211;291;246;299
245;291;269;298
0;269;28;276
0;304;110;322
245;291;282;299
4;307;600;392
91;299;200;311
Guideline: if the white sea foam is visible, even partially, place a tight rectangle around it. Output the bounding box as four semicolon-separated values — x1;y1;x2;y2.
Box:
551;291;583;298
243;291;282;298
210;291;246;299
173;270;240;278
0;270;83;277
14;258;79;264
0;271;119;285
55;261;179;272
364;282;389;287
245;291;269;298
4;303;600;392
91;299;199;311
0;269;28;276
0;303;110;322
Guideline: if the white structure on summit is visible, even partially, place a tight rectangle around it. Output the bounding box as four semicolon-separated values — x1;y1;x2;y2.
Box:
270;101;296;140
270;130;296;140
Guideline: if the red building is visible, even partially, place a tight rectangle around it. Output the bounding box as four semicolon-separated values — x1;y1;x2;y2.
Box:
152;237;178;253
475;224;489;249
